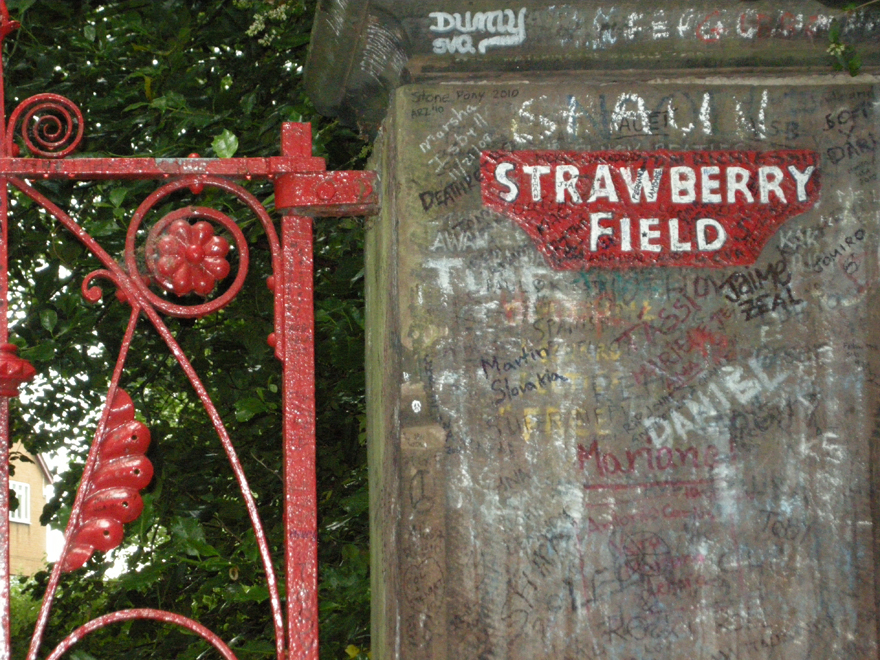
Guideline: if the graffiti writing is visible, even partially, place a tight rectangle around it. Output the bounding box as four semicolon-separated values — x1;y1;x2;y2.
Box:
429;7;527;54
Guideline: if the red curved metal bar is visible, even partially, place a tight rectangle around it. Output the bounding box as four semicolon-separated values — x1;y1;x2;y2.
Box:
11;178;286;660
81;269;121;304
123;177;272;319
134;300;288;660
121;175;287;360
9;179;146;308
43;608;240;660
25;302;141;660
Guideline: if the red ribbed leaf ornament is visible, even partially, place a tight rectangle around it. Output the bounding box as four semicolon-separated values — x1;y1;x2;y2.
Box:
0;343;36;397
61;389;152;572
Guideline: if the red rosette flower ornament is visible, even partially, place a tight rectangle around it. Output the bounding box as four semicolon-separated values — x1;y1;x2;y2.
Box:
146;215;231;297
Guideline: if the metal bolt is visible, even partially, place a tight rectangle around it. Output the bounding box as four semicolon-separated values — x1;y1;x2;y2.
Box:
315;181;335;201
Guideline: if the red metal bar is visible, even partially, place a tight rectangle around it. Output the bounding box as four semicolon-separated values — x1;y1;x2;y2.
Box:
0;398;9;659
276;124;319;660
0;8;11;652
24;303;142;660
280;211;318;660
0;159;375;216
43;609;240;660
0;183;8;660
0;156;323;178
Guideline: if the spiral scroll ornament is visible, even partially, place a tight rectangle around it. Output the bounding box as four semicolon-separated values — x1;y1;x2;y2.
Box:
7;93;84;158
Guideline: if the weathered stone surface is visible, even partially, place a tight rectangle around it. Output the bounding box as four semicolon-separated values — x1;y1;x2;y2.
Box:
366;76;880;659
305;1;880;134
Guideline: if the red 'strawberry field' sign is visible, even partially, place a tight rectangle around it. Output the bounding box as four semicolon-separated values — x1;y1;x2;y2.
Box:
480;150;820;270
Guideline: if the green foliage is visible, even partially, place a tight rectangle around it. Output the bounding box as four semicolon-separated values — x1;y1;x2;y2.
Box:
10;578;41;660
827;18;862;76
6;1;370;658
826;1;879;76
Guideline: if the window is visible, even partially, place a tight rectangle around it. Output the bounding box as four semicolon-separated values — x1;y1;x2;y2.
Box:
9;481;29;524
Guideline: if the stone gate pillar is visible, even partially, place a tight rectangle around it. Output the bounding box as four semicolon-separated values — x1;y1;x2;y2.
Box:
306;2;880;658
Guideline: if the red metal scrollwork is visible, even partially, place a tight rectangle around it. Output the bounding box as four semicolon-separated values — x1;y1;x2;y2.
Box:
125;177;260;319
6;93;85;159
61;389;152;573
0;1;379;658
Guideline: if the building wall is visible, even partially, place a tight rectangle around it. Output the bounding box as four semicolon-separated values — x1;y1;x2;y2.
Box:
367;75;880;659
9;444;49;576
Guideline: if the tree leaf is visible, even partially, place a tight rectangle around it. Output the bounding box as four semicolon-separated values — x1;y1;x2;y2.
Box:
39;309;57;333
84;217;119;237
10;0;37;14
109;188;127;207
232;584;269;603
21;341;55;362
235;396;267;422
212;129;239;159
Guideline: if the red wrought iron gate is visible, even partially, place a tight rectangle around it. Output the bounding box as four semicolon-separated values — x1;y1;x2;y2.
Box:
0;3;378;658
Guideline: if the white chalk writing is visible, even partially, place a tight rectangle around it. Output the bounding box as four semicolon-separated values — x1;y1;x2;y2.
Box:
429;8;527;55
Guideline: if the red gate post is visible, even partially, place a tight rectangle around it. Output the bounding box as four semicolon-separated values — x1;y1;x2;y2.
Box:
0;3;378;657
0;396;9;657
0;4;21;653
279;207;318;659
276;123;320;660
